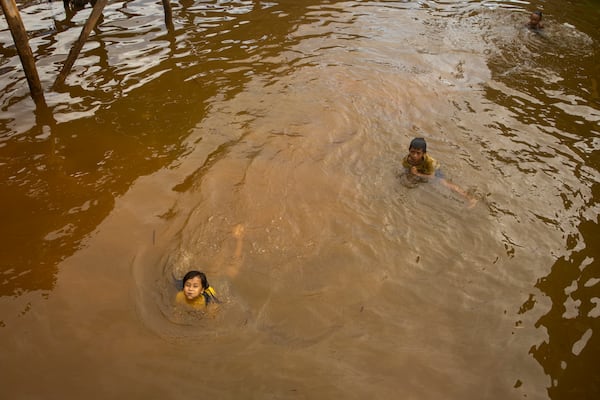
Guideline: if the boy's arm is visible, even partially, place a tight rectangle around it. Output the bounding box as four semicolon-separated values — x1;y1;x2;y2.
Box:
409;166;436;179
401;156;411;170
408;154;437;178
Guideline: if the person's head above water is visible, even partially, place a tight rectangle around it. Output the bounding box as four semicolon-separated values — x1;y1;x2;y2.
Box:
528;10;543;29
407;137;428;166
409;137;427;152
182;270;209;300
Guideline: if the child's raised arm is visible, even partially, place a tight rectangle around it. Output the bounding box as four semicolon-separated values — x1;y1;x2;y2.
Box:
225;224;245;278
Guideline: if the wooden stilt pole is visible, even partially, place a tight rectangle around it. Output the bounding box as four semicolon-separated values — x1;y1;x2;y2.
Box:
161;0;174;33
53;0;108;88
1;0;46;107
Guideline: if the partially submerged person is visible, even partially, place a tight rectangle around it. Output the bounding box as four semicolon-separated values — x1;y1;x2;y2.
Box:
176;270;219;309
402;137;477;208
527;10;544;30
175;224;245;310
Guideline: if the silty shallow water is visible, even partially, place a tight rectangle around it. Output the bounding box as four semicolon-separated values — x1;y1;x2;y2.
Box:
0;1;598;398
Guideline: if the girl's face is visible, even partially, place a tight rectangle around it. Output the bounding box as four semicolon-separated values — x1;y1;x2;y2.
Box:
408;148;425;165
183;276;204;300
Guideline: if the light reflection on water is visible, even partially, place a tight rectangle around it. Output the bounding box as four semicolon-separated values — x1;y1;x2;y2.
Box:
0;0;599;398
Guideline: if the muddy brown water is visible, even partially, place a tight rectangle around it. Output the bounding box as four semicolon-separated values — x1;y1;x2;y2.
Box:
1;1;599;399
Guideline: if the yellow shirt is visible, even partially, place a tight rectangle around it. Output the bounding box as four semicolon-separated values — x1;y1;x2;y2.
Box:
175;286;217;309
402;153;439;175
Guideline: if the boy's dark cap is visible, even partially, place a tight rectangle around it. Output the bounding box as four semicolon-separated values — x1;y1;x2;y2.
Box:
409;137;427;152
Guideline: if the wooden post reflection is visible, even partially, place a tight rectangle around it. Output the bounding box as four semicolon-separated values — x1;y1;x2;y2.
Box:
0;0;46;107
5;0;175;99
53;0;108;88
162;0;174;33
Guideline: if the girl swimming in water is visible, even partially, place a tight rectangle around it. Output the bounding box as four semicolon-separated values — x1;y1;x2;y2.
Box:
176;270;219;309
175;224;245;309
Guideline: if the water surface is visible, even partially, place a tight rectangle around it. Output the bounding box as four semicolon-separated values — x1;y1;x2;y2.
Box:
1;1;598;398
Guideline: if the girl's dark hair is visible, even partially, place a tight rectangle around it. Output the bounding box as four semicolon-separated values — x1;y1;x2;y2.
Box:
182;270;209;289
409;137;427;152
534;10;543;19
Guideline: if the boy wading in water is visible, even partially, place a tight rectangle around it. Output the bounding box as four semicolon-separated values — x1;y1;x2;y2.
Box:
402;137;477;208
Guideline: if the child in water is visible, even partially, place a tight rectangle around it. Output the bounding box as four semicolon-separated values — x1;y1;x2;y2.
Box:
176;270;219;309
402;137;477;208
527;10;544;30
175;224;245;309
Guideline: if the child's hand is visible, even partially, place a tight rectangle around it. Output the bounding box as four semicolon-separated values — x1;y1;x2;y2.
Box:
410;166;418;175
